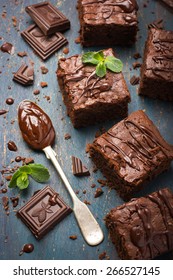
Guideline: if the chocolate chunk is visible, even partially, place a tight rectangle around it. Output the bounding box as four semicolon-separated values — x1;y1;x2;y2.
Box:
40;81;48;88
2;196;9;209
94;188;104;198
23;157;34;165
21;24;67;60
15;156;22;162
13;64;34;86
72;156;90;177
130;75;140;85
7;141;17;151
0;109;8;116
40;66;48;74
133;52;141;59
6;98;14;105
63;47;69;54
33;89;40;95
148;19;164;30
19;243;34;256
69;235;77;240
132;62;141;69
0;42;14;54
17;186;72;239
4;175;12;181
25;2;70;35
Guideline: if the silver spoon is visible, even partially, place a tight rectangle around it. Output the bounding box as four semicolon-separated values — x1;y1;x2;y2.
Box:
18;100;104;246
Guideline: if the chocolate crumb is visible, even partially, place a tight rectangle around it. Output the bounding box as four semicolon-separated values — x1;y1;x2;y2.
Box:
17;51;27;57
12;16;17;27
2;196;9;209
69;235;77;240
40;66;49;74
15;156;22;162
91;183;96;188
94;187;104;198
23;157;34;165
83;190;86;194
7;141;17;151
64;133;71;140
130;75;140;85
133;53;141;59
0;110;8;116
10;196;19;208
4;175;12;181
75;37;80;44
99;251;107;260
40;82;48;88
63;47;69;54
33;89;40;95
132;62;141;69
84;200;91;205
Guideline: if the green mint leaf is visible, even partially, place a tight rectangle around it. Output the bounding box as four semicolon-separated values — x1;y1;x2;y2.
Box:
93;51;104;62
82;52;99;65
29;163;50;183
16;173;29;190
96;62;106;78
8;169;22;188
105;56;123;73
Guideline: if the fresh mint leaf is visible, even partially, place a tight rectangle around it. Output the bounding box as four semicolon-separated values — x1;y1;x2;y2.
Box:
16;173;29;190
82;52;99;65
96;62;106;78
93;51;104;62
105;56;123;73
29;164;50;183
82;50;123;78
8;163;50;190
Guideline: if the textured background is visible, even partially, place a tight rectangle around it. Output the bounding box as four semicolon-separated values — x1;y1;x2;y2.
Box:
0;0;173;260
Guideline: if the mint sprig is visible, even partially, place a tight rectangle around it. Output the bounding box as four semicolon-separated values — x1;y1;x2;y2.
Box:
82;50;123;78
9;163;50;190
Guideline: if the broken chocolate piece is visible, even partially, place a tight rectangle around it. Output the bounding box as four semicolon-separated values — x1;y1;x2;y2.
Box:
10;196;19;208
0;42;14;54
21;24;67;60
17;186;72;239
25;2;70;35
72;156;90;177
13;64;34;86
0;110;8;116
130;75;140;85
94;188;104;198
17;51;28;57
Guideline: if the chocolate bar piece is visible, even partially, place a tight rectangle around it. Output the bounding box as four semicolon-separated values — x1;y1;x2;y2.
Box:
17;186;72;239
13;64;34;85
26;1;70;35
21;24;67;60
72;156;90;177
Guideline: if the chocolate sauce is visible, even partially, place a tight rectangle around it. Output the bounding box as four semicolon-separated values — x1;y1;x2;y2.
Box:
19;243;34;256
6;98;14;105
18;100;55;150
0;42;14;54
7;141;18;151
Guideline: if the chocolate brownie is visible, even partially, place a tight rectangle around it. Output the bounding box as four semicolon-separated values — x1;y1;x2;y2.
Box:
105;188;173;259
89;110;173;200
139;28;173;101
77;0;138;47
57;48;130;128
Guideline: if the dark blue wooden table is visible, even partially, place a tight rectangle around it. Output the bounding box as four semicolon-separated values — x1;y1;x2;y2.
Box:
0;0;173;260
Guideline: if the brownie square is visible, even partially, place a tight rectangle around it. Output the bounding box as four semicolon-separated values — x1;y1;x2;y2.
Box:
105;188;173;260
139;28;173;101
89;110;173;200
57;48;130;128
77;0;138;47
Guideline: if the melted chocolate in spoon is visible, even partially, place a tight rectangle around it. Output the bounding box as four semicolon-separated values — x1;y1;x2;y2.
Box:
18;100;55;150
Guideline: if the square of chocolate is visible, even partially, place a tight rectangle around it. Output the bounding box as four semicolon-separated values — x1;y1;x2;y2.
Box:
139;28;173;101
57;48;131;128
105;188;173;259
21;24;67;60
89;110;173;200
17;186;72;239
77;0;138;47
25;1;70;35
13;64;34;86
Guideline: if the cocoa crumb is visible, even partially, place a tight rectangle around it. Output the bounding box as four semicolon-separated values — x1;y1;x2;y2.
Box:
94;187;104;198
63;47;69;54
17;51;27;57
75;37;80;44
40;66;49;74
12;16;17;27
133;53;141;60
84;200;91;205
4;175;12;181
33;89;40;95
10;196;19;207
83;190;86;194
132;62;141;69
130;75;140;85
64;133;71;140
2;196;9;209
23;157;34;165
69;235;77;240
91;183;96;188
40;82;48;88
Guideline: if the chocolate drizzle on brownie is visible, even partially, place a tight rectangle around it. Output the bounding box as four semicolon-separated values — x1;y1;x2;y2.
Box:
130;189;173;259
101;118;170;172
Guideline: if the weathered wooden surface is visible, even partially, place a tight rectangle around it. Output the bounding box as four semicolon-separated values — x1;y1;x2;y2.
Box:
0;0;173;260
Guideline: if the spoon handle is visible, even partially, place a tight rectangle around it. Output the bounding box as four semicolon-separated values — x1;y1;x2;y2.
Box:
43;146;104;246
